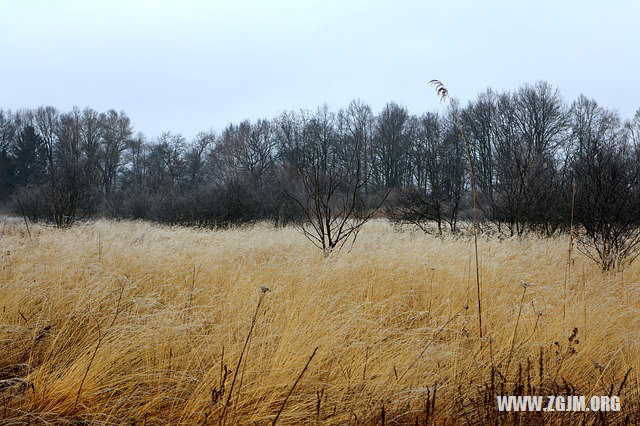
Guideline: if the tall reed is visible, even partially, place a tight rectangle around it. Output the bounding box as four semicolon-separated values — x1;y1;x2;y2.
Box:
429;79;483;340
563;177;576;320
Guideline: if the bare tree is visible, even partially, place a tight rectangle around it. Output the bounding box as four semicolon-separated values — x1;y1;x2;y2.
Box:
40;109;93;227
185;131;215;186
392;112;465;234
80;108;104;199
467;83;568;235
212;120;275;186
462;89;498;204
121;134;149;191
339;99;376;194
33;106;59;172
147;132;186;192
572;98;640;271
373;102;413;189
100;110;132;199
626;108;640;146
0;110;18;201
279;106;385;257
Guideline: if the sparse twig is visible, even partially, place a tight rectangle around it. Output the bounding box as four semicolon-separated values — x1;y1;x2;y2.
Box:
220;286;269;425
399;308;463;381
504;283;529;376
75;282;125;407
272;346;319;425
617;367;632;395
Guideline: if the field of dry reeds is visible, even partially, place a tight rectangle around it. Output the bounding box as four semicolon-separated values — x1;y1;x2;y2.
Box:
2;219;640;424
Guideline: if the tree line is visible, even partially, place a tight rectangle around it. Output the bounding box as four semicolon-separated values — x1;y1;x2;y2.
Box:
1;81;639;267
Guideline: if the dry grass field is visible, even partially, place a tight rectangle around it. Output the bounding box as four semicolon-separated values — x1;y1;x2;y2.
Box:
2;219;640;424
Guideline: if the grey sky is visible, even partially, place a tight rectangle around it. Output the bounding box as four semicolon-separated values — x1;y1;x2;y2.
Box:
1;0;638;140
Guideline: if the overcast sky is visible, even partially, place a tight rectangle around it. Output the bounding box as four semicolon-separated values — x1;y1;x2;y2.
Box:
1;0;638;140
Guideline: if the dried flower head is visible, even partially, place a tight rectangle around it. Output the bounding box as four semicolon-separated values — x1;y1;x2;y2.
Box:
520;281;534;289
429;79;449;102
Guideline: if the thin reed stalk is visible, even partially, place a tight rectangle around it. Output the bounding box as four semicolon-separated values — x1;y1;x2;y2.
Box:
220;286;269;425
399;307;464;381
74;283;125;408
430;79;483;341
504;283;529;376
563;177;576;320
272;346;318;425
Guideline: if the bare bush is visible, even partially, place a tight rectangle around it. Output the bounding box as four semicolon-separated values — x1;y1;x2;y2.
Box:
572;98;640;271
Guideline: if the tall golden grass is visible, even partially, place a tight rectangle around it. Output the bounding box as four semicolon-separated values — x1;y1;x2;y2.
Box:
2;220;640;424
